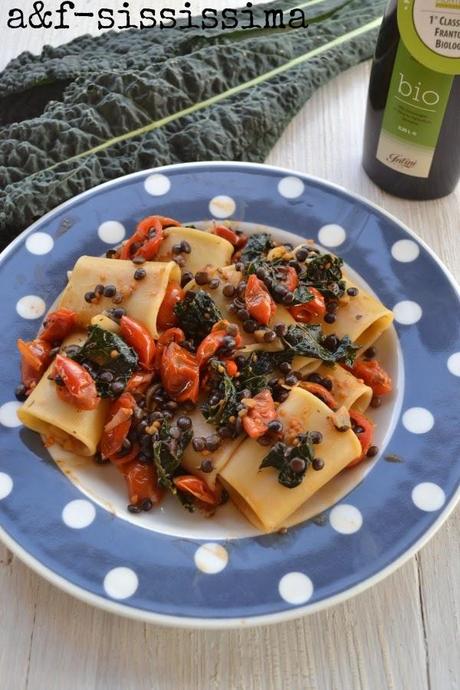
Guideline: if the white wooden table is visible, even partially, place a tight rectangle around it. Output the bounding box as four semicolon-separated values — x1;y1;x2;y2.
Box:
1;4;459;689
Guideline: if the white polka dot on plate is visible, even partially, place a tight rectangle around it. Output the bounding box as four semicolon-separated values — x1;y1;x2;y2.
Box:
25;232;54;255
208;195;236;219
97;221;126;245
0;401;22;428
393;300;422;325
447;353;460;377
402;407;434;434
194;543;228;574
0;473;13;500
412;482;445;512
277;176;305;199
278;572;313;605
16;295;46;320
329;504;363;535
391;239;420;263
62;499;96;529
144;173;171;196
318;224;346;248
103;567;139;600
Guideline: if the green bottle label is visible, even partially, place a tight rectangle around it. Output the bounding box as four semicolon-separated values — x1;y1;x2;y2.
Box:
376;0;459;178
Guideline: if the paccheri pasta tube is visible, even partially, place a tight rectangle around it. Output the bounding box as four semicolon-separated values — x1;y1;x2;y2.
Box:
18;333;109;456
219;387;362;532
59;257;181;338
157;227;234;275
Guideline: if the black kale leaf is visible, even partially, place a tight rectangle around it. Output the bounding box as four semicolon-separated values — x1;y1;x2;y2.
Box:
259;433;315;488
201;360;239;427
174;291;223;343
300;254;346;299
153;419;193;492
282;324;357;366
240;233;274;268
71;325;138;397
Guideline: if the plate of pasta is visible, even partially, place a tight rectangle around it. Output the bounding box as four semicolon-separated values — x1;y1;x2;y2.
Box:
0;162;459;627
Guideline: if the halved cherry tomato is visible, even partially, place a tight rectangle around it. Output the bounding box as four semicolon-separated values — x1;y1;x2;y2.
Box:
173;476;218;505
119;215;178;260
40;309;77;343
161;342;199;403
245;274;276;326
196;321;242;369
242;389;276;439
289;287;326;323
120;315;156;370
213;225;239;246
349;359;392;397
121;461;164;505
17;338;52;392
157;282;183;331
278;266;299;292
53;354;100;410
301;382;337;410
100;392;136;458
126;371;154;393
348;410;374;467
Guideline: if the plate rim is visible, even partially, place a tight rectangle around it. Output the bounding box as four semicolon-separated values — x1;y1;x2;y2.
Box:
1;160;459;629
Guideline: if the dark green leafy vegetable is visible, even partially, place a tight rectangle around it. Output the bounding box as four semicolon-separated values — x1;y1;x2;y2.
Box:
300;254;346;299
71;325;138;397
260;432;315;488
292;284;314;305
152;419;193;492
282;324;357;366
240;233;273;268
0;0;386;247
201;360;239;427
174;291;222;343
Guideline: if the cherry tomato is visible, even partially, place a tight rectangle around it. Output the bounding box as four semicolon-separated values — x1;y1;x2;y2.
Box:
301;382;337;409
158;328;185;345
278;265;299;292
289;287;326;323
119;215;178;260
213;225;239;246
108;443;140;467
100;392;136;458
121;461;164;505
348;410;374;467
173;476;218;505
120;315;156;370
350;359;392;397
17;338;52;393
245;274;276;326
242;389;277;439
161;342;199;403
157;281;183;331
53;354;100;410
40;309;77;343
196;322;242;369
125;371;154;393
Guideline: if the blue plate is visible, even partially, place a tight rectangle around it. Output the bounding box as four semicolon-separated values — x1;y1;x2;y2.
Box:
1;162;459;628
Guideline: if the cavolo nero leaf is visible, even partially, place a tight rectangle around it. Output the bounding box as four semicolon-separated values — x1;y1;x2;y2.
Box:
0;0;386;247
201;359;239;427
152;419;193;492
71;325;138;397
174;291;223;342
282;324;357;366
260;433;315;488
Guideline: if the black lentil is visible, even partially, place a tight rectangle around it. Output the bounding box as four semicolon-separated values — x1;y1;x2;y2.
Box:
323;335;340;352
128;504;141;514
112;307;126;319
181;240;192;254
268;420;283;433
142;499;153;511
347;287;359;297
134;268;147;281
200;459;214;473
192;437;206;452
132;255;146;265
223;284;236;298
177;416;192;430
295;246;309;262
367;445;379;458
206;434;221;451
112;292;124;304
208;278;220;290
234;262;244;273
364;346;377;359
310;431;323;444
174;256;185;268
306;372;323;384
324;313;336;324
195;271;209;285
371;396;383;409
181;271;194;287
279;361;292;374
264;330;277;343
321;377;333;392
84;291;96;303
95;284;105;296
312;457;325;471
172;243;183;255
103;284;117;298
111;381;125;395
285;373;299;386
275;323;288;337
290;457;306;474
15;384;27;401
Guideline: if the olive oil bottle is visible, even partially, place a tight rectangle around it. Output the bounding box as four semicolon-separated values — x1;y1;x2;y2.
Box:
362;0;460;200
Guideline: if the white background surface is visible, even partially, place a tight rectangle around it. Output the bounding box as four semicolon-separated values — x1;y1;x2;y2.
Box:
0;2;459;688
